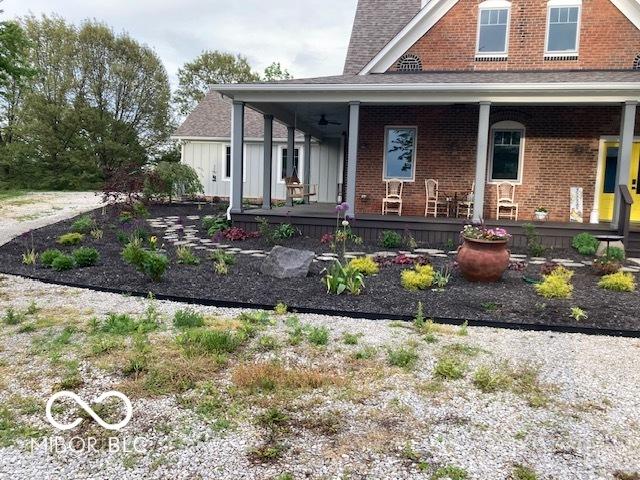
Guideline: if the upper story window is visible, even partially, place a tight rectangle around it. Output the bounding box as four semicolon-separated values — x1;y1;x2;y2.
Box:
546;1;581;56
476;1;511;58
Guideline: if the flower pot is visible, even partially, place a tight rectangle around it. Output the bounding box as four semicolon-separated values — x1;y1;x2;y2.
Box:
456;237;510;282
534;211;549;221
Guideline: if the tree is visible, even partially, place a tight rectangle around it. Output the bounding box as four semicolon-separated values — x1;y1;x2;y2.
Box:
263;62;292;82
174;50;259;116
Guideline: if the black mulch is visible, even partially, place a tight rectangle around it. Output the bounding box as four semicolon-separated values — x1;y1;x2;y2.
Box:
0;203;638;333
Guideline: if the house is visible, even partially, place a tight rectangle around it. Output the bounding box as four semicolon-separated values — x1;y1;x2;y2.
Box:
197;0;640;251
172;90;343;205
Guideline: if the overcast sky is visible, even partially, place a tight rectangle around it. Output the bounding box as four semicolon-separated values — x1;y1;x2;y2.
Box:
2;0;357;86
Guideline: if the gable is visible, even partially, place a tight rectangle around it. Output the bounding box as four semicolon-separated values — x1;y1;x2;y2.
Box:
361;0;640;74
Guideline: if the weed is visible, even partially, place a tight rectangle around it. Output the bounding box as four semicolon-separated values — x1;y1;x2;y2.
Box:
433;266;452;289
173;309;205;329
177;328;246;356
512;465;538;480
0;407;43;447
414;301;425;328
434;356;467;380
232;362;341;392
457;321;469;336
342;332;360;345
570;307;588;321
473;362;554;407
387;347;419;370
274;302;288;315
307;326;329;346
257;335;281;352
432;465;468;480
473;365;512;393
3;307;25;325
352;346;377;360
481;302;500;312
89;335;125;356
99;313;159;335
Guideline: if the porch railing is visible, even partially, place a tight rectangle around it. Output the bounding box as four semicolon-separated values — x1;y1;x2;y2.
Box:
617;185;634;244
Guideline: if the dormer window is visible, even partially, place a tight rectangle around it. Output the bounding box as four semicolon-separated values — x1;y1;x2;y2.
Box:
476;0;511;59
545;0;581;58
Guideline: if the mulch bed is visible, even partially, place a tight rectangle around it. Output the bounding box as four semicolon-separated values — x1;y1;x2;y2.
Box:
0;202;638;333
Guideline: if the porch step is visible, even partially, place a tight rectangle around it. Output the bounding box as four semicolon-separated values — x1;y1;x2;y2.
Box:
628;231;640;257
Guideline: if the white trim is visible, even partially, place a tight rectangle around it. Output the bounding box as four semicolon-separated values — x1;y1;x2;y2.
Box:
487;121;526;184
359;0;459;74
383;126;418;182
545;3;582;56
276;144;304;184
171;135;302;143
610;0;640;30
476;3;511;57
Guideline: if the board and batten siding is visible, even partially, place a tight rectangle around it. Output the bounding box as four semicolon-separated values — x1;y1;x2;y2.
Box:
181;139;342;203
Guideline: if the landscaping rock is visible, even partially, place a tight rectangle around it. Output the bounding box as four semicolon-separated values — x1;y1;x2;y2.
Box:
260;246;315;279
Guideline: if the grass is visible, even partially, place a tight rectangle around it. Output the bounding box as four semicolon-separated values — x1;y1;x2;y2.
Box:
177;327;247;356
0;406;43;447
433;356;467;380
98;313;159;335
173;309;205;329
0;190;27;202
512;465;538;480
473;362;555;407
307;326;329;346
342;332;361;345
232;362;343;393
387;347;419;370
432;465;468;479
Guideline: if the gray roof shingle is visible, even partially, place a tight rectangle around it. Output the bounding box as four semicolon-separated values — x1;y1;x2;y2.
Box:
343;0;422;75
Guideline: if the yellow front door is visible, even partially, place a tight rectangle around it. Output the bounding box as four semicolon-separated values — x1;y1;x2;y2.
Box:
598;141;640;222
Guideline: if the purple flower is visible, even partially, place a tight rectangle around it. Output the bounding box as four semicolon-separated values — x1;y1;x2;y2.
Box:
335;202;349;214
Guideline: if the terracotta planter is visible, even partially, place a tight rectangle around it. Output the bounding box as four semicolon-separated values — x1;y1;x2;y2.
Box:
457;237;510;282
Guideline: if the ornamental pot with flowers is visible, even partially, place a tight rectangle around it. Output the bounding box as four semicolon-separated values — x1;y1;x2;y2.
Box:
457;225;511;282
534;207;549;221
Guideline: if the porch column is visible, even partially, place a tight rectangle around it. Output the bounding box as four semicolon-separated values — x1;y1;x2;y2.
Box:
473;101;491;222
262;115;274;210
346;101;360;217
303;133;312;203
228;101;245;217
285;126;295;206
612;100;638;228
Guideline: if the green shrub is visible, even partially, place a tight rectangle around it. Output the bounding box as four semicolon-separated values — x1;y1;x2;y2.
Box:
380;230;402;248
173;309;205;329
348;256;379;276
70;215;95;234
144;162;203;202
121;239;146;267
571;232;599;256
72;247;100;267
57;232;84;246
324;260;365;295
203;216;231;236
598;272;636;292
51;254;75;271
273;223;296;241
177;328;246;355
605;246;625;262
176;245;200;265
131;202;149;218
40;249;63;267
401;264;435;291
141;251;169;282
387;347;418;369
534;266;573;299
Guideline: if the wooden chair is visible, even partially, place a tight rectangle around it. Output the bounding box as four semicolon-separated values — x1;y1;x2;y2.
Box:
496;181;519;220
285;175;318;203
456;181;475;219
424;179;449;217
382;180;404;215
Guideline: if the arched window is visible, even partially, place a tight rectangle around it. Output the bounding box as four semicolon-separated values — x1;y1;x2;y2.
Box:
476;0;511;58
488;121;525;184
396;54;423;72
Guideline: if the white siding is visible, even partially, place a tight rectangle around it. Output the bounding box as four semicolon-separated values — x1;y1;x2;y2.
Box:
181;139;341;203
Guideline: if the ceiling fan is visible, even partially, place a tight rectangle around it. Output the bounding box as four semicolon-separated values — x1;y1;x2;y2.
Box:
318;114;341;127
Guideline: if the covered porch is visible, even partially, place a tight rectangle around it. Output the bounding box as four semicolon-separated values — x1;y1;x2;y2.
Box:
215;70;640;247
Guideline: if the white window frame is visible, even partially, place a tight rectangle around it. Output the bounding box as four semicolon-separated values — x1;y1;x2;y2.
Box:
476;0;511;58
487;121;526;185
382;126;418;182
545;0;582;57
277;144;304;184
222;143;246;182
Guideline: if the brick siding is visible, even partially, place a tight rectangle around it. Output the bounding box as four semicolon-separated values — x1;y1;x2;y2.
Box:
389;0;640;72
354;105;640;221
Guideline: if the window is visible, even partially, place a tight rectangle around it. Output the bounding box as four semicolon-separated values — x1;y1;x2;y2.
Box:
489;122;525;183
477;1;510;56
546;3;581;55
383;127;417;181
603;147;619;194
279;147;301;182
224;145;231;179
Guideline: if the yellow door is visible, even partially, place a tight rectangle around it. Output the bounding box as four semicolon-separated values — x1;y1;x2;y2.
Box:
598;142;640;222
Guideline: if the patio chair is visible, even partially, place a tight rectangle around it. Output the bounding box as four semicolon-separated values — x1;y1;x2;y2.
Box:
456;181;475;219
496;181;519;220
382;180;404;215
285;175;318;203
424;179;449;217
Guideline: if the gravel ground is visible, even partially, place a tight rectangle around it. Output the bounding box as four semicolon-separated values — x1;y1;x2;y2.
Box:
0;275;639;480
0;191;103;246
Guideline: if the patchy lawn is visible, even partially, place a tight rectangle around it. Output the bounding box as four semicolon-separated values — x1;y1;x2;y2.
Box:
0;275;639;479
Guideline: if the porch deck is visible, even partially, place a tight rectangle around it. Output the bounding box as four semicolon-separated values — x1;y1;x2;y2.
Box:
232;203;631;250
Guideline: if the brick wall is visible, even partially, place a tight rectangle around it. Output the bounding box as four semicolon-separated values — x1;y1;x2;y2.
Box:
389;0;640;72
354;105;640;222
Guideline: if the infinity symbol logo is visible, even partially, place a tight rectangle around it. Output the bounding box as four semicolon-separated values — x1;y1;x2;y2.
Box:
45;391;133;431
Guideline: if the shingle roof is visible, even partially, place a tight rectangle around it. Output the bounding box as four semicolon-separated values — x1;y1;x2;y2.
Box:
173;92;296;139
271;69;640;85
343;0;422;75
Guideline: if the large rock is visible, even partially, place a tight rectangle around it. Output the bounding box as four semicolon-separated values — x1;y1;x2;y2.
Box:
260;246;315;279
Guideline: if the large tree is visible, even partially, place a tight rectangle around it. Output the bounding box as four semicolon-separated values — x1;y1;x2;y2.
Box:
263;62;293;82
174;50;259;116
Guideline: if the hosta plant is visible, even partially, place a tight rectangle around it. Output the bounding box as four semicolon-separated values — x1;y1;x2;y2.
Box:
324;260;365;295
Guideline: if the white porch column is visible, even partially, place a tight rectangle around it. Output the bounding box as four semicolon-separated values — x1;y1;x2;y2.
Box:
262;115;273;210
285;126;295;206
303;133;312;204
612;100;638;228
346;101;360;217
228;101;245;217
473;101;491;222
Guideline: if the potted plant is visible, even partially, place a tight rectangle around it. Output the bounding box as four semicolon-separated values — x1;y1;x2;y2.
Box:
534;207;549;221
456;225;511;282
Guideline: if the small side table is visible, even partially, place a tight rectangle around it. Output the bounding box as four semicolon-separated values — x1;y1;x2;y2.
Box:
594;234;624;256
